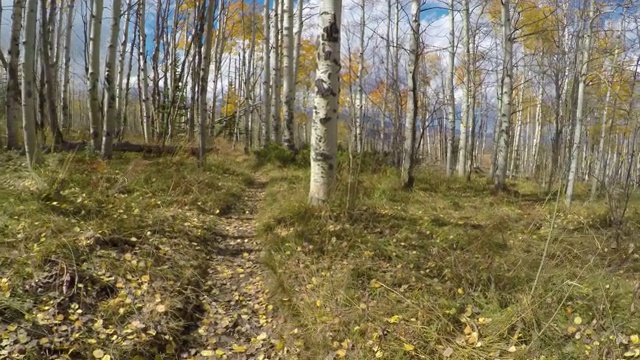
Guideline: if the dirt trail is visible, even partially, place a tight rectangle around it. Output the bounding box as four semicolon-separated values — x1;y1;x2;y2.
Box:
188;177;286;359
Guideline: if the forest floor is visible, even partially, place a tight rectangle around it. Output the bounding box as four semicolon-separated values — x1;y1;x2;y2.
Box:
1;146;640;359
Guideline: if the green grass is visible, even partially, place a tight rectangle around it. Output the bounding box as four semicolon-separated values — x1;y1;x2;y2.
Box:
0;151;254;359
258;158;640;360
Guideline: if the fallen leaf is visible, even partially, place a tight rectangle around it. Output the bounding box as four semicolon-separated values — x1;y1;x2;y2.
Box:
336;349;347;358
574;316;582;325
403;343;415;351
443;347;454;357
232;344;247;353
93;349;105;359
200;350;214;357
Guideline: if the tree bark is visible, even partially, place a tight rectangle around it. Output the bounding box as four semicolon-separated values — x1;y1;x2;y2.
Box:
5;0;24;150
309;0;341;205
401;0;420;188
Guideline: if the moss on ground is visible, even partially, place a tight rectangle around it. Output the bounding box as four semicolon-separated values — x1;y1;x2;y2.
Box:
258;158;640;360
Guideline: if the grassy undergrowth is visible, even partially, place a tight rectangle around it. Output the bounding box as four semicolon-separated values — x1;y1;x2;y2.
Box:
0;150;254;359
258;156;640;359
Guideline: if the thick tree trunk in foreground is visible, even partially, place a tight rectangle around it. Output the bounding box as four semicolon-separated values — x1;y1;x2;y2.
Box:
6;0;24;150
88;0;104;150
101;0;122;158
309;0;341;205
494;0;513;191
22;0;41;168
401;0;420;188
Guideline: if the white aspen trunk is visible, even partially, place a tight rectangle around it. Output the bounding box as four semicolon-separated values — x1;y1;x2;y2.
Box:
380;0;392;151
245;0;257;151
271;0;282;144
282;0;295;149
494;0;513;190
262;2;272;145
531;84;543;175
293;0;303;83
61;0;75;134
198;0;217;162
392;0;400;162
445;0;455;176
401;0;420;188
5;0;24;150
87;0;103;149
22;0;41;168
456;0;471;176
309;0;341;205
510;85;524;177
138;0;153;143
565;0;595;207
591;24;621;199
40;0;62;144
101;0;122;158
354;0;365;154
115;0;131;140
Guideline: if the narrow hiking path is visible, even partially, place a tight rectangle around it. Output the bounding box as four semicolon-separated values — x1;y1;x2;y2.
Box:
187;175;290;359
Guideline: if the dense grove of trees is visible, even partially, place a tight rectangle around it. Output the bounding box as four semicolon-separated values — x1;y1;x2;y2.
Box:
1;0;640;206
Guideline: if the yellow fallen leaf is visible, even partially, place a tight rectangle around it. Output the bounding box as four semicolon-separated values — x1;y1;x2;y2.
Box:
467;331;479;345
92;349;105;359
623;349;640;357
256;332;268;341
336;349;347;358
370;279;382;288
387;315;401;324
200;350;214;357
457;288;465;295
155;304;166;313
124;253;132;261
574;316;582;325
403;343;415;351
631;334;640;345
567;326;578;335
232;344;247;353
215;349;225;356
507;345;517;352
102;356;111;360
375;350;384;358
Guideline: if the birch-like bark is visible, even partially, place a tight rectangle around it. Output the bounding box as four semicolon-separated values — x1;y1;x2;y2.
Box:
531;84;543;176
271;0;282;144
87;0;103;150
591;24;621;199
138;0;153;143
245;0;257;151
114;0;131;140
565;0;595;207
355;0;365;154
282;0;295;149
457;0;471;176
445;0;455;176
198;0;217;162
401;0;420;188
309;0;341;205
5;0;24;150
101;0;122;158
61;0;75;134
262;2;272;145
22;0;41;168
41;0;63;144
494;0;513;190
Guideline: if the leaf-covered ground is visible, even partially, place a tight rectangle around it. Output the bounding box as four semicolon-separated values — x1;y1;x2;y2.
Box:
0;151;290;359
3;148;640;360
258;155;640;360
